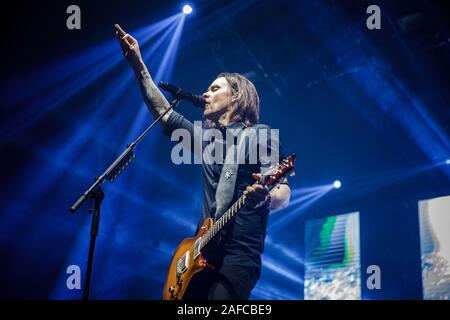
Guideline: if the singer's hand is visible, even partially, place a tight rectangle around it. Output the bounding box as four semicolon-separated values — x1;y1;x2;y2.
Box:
115;24;143;66
244;174;270;209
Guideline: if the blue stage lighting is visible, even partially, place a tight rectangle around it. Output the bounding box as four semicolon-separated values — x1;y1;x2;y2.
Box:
333;180;342;189
183;4;193;14
446;159;450;165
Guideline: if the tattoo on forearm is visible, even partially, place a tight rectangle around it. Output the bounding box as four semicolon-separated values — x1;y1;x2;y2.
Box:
136;67;172;123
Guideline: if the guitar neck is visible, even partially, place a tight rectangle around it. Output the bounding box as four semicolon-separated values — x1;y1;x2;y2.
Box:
193;154;295;260
199;194;247;251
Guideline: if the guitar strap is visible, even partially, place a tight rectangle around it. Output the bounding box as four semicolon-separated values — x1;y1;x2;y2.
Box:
213;123;250;221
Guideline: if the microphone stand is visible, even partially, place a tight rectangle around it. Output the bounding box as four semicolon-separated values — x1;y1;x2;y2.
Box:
70;97;182;300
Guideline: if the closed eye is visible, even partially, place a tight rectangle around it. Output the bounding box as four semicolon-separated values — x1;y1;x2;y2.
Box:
209;85;220;92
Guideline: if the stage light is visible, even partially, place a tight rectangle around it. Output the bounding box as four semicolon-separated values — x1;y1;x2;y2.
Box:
446;159;450;165
333;180;342;189
183;4;192;14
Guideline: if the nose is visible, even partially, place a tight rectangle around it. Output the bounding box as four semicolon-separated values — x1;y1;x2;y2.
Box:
202;92;209;99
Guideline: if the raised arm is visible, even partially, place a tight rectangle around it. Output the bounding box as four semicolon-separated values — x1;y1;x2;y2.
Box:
115;24;172;125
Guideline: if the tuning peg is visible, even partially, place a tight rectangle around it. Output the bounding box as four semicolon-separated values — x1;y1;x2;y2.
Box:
290;171;296;177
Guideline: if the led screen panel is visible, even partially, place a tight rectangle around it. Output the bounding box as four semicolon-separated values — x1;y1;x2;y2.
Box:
305;212;361;300
419;195;450;300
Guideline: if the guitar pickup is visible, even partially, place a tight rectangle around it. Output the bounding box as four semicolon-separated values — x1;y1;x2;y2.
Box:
194;238;202;259
176;251;190;276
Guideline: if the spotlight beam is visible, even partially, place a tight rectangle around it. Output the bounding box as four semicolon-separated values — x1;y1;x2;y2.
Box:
269;187;333;230
122;14;186;146
0;16;184;239
1;14;181;141
262;256;303;284
3;14;179;110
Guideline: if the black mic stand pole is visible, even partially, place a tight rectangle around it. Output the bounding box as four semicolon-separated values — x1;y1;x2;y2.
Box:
70;96;182;300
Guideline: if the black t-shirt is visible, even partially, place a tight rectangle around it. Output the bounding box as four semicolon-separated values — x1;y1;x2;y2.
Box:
162;111;286;271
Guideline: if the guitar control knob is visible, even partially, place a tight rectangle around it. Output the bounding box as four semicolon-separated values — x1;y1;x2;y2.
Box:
169;286;175;293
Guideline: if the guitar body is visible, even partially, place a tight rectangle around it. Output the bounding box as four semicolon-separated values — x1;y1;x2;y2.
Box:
163;217;214;300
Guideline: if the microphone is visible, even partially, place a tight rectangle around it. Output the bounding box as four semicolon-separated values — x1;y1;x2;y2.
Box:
158;81;206;108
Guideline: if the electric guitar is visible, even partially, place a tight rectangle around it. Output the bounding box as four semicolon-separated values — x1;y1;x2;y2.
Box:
162;154;296;300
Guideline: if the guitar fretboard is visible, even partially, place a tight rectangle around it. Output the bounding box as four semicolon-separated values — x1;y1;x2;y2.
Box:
198;194;247;251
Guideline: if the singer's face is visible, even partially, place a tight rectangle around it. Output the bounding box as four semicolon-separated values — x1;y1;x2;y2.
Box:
202;77;233;122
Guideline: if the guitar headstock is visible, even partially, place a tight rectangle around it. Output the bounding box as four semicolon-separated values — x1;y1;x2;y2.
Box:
259;154;296;188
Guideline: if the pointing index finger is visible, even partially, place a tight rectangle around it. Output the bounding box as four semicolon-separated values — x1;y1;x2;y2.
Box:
115;24;127;37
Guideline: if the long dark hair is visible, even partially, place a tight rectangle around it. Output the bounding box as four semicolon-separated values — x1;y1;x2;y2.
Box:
204;72;260;128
